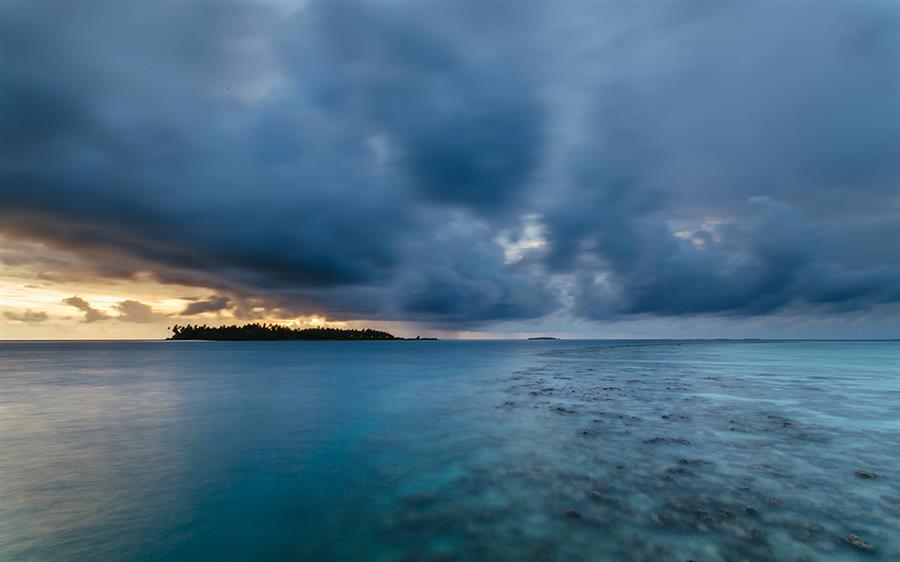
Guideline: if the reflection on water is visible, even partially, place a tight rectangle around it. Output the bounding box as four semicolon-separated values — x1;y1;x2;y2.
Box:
1;341;898;561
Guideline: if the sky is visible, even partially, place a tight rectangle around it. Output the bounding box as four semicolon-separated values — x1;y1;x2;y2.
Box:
1;0;899;340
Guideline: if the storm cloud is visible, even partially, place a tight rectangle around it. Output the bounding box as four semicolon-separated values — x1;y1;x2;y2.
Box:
2;1;898;331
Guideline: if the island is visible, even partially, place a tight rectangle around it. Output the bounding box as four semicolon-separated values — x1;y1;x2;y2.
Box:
527;336;559;340
169;323;405;341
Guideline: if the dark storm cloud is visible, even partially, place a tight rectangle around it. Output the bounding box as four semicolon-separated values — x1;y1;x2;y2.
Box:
534;2;900;320
389;220;557;324
291;1;546;211
1;1;898;328
563;196;900;319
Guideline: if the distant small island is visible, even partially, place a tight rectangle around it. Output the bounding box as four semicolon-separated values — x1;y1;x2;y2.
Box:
169;323;413;341
527;336;559;340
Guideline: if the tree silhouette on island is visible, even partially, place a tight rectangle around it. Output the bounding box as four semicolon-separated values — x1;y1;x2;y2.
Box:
168;323;436;341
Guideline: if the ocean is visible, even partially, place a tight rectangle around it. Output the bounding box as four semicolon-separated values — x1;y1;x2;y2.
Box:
1;340;898;561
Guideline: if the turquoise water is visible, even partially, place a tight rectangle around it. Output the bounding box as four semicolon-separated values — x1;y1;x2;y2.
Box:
1;340;898;561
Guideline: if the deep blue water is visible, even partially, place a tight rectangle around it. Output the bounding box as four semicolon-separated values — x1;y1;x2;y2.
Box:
1;340;898;561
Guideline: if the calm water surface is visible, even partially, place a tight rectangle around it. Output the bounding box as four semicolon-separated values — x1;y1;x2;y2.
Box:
1;340;898;561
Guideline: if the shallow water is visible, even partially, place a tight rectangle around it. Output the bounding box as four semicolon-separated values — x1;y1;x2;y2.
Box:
1;340;898;561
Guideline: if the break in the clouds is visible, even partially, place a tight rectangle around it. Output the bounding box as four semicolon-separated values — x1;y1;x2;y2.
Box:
1;1;898;333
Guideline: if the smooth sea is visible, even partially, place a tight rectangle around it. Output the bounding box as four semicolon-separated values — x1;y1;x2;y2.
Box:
1;340;898;561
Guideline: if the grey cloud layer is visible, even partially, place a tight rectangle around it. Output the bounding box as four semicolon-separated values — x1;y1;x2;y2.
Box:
2;1;898;327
